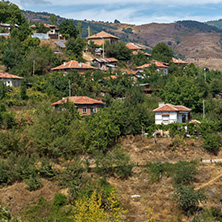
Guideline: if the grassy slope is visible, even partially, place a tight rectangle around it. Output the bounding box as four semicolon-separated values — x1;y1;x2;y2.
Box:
1;136;222;221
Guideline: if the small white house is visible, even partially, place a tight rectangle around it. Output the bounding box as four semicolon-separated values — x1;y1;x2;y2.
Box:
153;102;191;125
0;72;23;87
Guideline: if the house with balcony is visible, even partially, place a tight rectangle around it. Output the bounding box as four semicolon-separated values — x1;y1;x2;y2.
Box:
153;102;191;125
87;31;119;45
51;96;104;116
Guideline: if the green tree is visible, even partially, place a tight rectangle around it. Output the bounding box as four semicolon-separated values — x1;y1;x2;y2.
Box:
105;41;132;61
50;14;57;25
161;76;205;112
77;22;82;38
59;19;78;38
152;42;174;62
66;36;85;59
20;81;27;100
174;186;206;212
0;1;26;25
35;23;50;33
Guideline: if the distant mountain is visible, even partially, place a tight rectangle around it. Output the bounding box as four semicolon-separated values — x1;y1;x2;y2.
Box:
206;19;222;30
22;10;222;61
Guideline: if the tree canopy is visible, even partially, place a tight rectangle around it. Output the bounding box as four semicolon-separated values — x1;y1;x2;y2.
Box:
0;1;26;25
59;19;79;38
152;42;174;62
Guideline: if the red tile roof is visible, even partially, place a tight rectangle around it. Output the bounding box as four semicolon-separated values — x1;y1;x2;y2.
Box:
0;72;23;79
52;60;95;71
126;43;142;50
189;120;200;123
172;58;187;64
87;31;119;40
153;104;191;112
106;58;118;62
136;64;150;69
152;61;168;68
51;96;104;106
126;70;142;75
103;75;117;80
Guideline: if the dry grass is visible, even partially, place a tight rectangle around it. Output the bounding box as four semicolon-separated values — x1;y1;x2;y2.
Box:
0;179;60;216
1;136;222;221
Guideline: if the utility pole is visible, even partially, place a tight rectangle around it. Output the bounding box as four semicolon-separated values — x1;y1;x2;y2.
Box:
203;99;205;119
69;80;71;97
33;59;35;75
100;36;105;58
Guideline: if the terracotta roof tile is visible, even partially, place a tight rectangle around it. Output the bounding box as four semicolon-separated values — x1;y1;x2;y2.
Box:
172;57;187;64
51;96;104;106
153;104;191;112
52;60;95;71
0;72;23;79
126;43;142;50
87;31;119;40
136;64;150;69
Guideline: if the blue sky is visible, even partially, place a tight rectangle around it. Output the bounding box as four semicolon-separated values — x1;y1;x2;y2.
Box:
11;0;222;25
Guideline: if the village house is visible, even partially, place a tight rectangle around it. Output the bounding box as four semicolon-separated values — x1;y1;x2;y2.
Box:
172;57;188;67
138;83;152;95
51;60;95;73
87;31;119;45
0;72;23;87
51;96;104;116
126;43;151;58
126;43;142;55
136;60;169;75
0;23;18;33
92;58;118;71
126;70;144;82
153;102;191;125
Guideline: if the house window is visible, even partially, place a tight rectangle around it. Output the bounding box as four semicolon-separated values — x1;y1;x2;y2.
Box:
82;107;87;114
90;107;97;114
162;115;169;118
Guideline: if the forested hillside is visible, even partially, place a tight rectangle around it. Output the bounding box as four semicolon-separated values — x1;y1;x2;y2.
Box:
0;1;222;221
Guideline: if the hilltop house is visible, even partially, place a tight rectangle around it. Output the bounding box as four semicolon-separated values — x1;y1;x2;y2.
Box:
87;31;119;45
136;60;168;75
0;72;23;87
92;58;118;71
126;43;142;55
52;60;95;73
172;58;188;67
51;96;104;116
153;102;191;125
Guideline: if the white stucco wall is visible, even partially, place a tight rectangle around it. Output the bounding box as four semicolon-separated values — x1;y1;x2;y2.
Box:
155;112;178;125
0;78;22;87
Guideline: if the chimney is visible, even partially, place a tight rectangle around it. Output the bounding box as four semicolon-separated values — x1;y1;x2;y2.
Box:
159;102;165;107
78;62;82;67
63;62;66;66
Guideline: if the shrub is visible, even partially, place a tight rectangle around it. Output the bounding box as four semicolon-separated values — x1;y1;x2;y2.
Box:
53;193;68;207
147;162;164;182
39;158;56;179
173;186;206;213
25;173;41;191
174;161;197;186
203;134;221;154
94;148;134;179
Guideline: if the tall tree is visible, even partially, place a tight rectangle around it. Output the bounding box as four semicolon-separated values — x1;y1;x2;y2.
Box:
0;1;26;25
50;14;57;25
152;42;174;62
77;22;82;38
59;19;78;38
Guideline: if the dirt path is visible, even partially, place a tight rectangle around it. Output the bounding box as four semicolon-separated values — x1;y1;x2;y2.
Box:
82;52;95;64
196;173;222;190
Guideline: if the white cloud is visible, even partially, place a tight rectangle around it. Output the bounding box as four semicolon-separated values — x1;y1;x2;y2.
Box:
11;0;222;7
